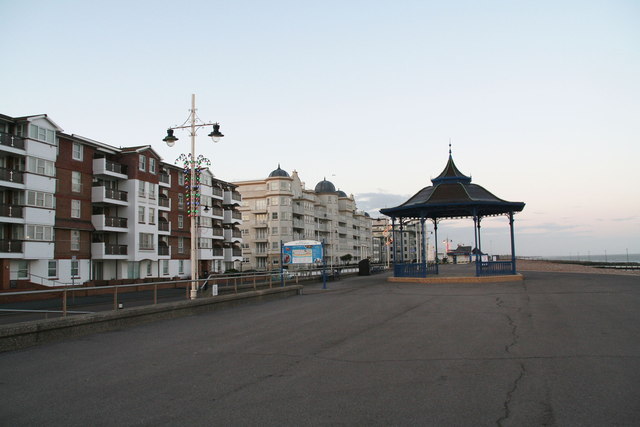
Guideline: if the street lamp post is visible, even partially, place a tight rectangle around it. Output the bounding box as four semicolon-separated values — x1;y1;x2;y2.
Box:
163;94;224;300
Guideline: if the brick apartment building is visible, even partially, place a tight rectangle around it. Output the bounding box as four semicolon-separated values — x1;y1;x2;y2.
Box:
0;113;242;290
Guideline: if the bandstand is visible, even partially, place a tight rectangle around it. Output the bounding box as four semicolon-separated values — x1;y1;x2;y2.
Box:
380;148;525;281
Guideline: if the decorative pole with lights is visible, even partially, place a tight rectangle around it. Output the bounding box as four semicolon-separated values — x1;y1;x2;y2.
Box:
163;94;223;300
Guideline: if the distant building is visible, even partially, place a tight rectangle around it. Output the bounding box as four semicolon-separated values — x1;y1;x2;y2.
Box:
233;165;373;270
0;112;241;290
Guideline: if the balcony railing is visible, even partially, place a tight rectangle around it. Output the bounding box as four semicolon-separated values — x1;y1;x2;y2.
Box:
105;244;128;255
159;173;170;184
105;216;128;228
0;167;24;184
159;198;170;208
212;228;224;237
232;211;242;220
0;132;25;149
0;241;23;253
212;187;223;197
158;246;170;256
210;207;223;216
232;191;242;202
158;221;170;232
105;160;127;175
104;188;128;202
213;248;223;257
0;205;24;218
232;229;242;238
232;248;242;257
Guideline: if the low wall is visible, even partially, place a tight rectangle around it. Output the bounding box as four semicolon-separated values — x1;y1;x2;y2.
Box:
0;285;303;353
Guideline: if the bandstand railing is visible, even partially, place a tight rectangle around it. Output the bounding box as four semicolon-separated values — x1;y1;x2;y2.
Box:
476;261;515;276
394;262;438;277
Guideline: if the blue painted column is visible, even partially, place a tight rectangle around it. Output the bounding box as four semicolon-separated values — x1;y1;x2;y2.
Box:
509;212;516;274
391;217;397;274
473;212;480;276
420;216;426;276
433;220;439;274
399;218;404;265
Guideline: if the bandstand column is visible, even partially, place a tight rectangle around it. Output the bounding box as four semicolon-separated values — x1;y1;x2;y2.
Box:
509;211;516;274
473;212;479;276
399;218;405;265
420;216;426;275
433;219;439;274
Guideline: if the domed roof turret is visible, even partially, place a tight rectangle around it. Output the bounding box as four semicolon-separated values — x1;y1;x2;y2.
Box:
336;190;347;197
315;177;336;193
268;164;290;178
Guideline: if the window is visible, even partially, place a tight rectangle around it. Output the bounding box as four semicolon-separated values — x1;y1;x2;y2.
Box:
271;227;278;235
272;212;278;220
26;225;54;241
162;259;169;275
178;260;184;274
71;230;80;251
26;191;55;209
150;158;156;174
178;215;184;229
146;262;152;276
272;242;279;249
256;199;266;210
17;260;29;279
139;155;146;171
149;207;155;224
178;173;185;186
71;260;79;278
28;124;55;144
139;233;154;250
71;200;81;218
178;194;184;209
138;182;146;197
72;142;83;160
178;237;185;253
138;206;145;223
27;157;55;177
72;171;82;192
148;184;156;199
48;260;57;278
199;238;212;249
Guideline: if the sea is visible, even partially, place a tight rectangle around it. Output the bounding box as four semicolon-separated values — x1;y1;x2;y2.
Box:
544;253;640;264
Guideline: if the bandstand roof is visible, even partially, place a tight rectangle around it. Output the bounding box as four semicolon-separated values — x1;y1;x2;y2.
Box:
380;151;525;219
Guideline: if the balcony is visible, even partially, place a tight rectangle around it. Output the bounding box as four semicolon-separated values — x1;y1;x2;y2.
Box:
92;185;128;206
92;215;128;231
0;132;25;150
0;241;23;256
159;173;170;186
158;197;171;210
223;210;242;225
212;187;223;198
158;246;171;256
0;205;24;220
209;207;223;218
91;243;128;259
158;220;171;234
0;167;24;185
212;227;224;238
93;158;128;178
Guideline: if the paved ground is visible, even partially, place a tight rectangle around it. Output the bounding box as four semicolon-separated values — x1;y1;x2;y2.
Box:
1;270;639;426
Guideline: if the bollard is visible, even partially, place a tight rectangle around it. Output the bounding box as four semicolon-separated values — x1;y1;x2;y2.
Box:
234;277;238;294
62;289;67;317
154;285;157;305
113;286;118;311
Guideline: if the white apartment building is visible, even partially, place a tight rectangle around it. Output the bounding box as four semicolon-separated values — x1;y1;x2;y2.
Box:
234;165;373;270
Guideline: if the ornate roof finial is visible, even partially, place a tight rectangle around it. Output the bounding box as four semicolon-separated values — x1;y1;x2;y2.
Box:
449;139;452;155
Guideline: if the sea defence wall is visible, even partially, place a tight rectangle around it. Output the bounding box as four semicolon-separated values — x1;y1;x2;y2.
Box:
0;285;303;352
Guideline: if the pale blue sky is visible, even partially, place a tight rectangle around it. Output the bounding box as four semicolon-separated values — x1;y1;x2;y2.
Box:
2;0;639;257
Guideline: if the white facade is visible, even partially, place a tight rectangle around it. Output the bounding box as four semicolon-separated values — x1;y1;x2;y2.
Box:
234;166;373;271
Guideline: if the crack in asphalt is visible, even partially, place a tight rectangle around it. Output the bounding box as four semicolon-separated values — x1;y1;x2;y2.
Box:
496;362;526;427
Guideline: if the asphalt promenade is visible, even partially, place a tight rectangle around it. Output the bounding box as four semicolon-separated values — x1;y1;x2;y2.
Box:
1;270;639;426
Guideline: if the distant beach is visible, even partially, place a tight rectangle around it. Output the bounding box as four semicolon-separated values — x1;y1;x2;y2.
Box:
544;253;640;264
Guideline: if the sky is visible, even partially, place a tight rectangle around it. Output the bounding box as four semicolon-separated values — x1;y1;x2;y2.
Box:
1;0;639;257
